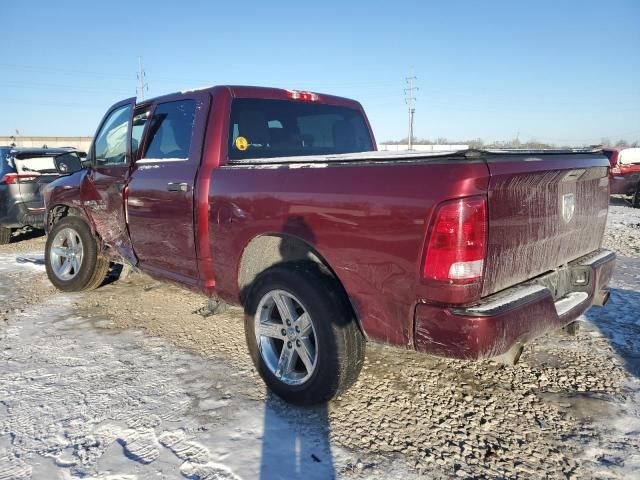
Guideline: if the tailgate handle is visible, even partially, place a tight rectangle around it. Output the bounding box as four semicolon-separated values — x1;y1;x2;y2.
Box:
167;182;189;192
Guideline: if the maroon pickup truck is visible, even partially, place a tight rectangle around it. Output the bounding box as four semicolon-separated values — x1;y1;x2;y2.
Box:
43;86;615;404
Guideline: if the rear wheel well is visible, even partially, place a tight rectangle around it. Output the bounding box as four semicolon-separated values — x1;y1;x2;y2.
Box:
237;235;364;336
238;235;328;297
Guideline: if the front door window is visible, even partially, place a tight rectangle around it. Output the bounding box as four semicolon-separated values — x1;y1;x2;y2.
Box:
93;104;132;166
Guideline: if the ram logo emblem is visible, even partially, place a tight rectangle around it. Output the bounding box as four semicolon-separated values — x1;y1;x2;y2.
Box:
562;193;575;223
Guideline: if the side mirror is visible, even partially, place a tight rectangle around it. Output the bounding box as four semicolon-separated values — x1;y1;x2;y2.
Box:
54;152;84;175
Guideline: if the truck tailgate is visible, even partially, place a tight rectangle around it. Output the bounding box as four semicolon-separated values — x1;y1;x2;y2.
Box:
482;152;609;297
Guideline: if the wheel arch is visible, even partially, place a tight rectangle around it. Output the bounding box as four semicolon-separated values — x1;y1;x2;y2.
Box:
237;233;366;337
47;204;94;233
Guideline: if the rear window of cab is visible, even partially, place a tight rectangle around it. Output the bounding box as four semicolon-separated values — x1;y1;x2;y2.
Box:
228;99;373;161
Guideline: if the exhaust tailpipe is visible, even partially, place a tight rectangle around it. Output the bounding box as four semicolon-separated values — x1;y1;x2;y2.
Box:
593;290;610;307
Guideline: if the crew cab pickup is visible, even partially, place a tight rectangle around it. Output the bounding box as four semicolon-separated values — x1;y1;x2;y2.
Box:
43;86;615;404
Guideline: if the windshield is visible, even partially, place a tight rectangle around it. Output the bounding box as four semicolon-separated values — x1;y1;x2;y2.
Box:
228;99;373;160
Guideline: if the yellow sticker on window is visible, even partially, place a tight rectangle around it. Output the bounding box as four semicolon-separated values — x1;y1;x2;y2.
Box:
235;136;248;151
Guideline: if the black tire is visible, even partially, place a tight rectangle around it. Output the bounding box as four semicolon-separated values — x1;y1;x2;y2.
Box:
244;261;365;405
0;227;11;245
632;183;640;208
45;216;110;291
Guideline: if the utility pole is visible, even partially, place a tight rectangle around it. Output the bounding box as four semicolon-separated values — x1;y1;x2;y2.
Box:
404;69;418;150
137;57;148;100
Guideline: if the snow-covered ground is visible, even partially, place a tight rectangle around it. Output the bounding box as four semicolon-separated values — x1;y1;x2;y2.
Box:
1;199;640;479
0;254;379;479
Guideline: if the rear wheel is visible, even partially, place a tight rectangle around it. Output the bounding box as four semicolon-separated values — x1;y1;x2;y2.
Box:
244;262;365;405
45;217;109;291
0;227;11;245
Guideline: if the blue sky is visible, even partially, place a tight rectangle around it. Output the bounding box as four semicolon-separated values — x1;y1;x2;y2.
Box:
2;0;639;145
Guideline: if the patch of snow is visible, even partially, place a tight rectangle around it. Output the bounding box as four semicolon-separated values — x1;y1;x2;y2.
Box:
0;253;366;480
136;158;187;164
0;253;45;274
180;86;215;94
555;291;589;316
580;250;616;266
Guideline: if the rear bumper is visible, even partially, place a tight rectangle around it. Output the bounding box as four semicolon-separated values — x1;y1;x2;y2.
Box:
0;201;45;229
413;249;616;359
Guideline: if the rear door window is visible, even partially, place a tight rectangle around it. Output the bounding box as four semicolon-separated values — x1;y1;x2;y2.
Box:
228;99;373;160
142;100;196;161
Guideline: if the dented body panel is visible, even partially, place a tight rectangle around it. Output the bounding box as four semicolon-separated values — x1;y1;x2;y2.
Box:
44;85;616;359
414;250;615;358
209;159;490;347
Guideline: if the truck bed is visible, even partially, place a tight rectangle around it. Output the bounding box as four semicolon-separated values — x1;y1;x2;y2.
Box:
210;147;610;346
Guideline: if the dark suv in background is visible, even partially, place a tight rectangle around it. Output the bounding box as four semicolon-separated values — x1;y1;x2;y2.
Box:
0;147;80;244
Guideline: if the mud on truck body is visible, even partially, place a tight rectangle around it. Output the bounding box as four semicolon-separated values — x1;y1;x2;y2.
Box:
43;85;615;404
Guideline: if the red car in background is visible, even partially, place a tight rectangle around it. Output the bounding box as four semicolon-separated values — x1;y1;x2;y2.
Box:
605;147;640;206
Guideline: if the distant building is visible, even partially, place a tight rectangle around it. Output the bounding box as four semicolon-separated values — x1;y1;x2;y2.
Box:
0;136;92;152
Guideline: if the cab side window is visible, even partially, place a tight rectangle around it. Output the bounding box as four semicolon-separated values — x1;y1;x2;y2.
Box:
143;100;196;160
94;104;132;165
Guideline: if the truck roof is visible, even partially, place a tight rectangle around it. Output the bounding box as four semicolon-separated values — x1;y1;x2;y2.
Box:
139;85;363;110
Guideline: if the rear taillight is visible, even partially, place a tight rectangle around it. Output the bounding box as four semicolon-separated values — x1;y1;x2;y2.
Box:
1;173;18;184
1;173;40;184
422;196;487;284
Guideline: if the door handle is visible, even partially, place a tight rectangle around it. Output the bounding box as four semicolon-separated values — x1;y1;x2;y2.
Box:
167;182;190;192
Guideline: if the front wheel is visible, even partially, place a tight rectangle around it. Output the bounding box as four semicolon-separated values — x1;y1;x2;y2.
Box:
45;216;110;291
244;262;365;405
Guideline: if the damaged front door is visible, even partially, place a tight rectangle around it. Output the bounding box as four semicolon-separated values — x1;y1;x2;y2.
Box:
81;98;136;264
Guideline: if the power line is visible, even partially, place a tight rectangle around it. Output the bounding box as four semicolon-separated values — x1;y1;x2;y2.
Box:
404;69;418;149
137;57;149;100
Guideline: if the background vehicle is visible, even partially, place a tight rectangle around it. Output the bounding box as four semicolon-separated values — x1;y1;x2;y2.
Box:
43;86;615;404
604;147;640;207
0;147;81;244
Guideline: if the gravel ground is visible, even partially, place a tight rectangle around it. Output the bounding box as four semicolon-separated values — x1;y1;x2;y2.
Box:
603;197;640;258
1;200;640;479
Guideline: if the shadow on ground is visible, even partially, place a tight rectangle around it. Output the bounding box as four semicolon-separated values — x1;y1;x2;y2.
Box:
259;391;336;480
609;196;630;207
15;255;44;266
10;228;45;244
585;256;640;378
